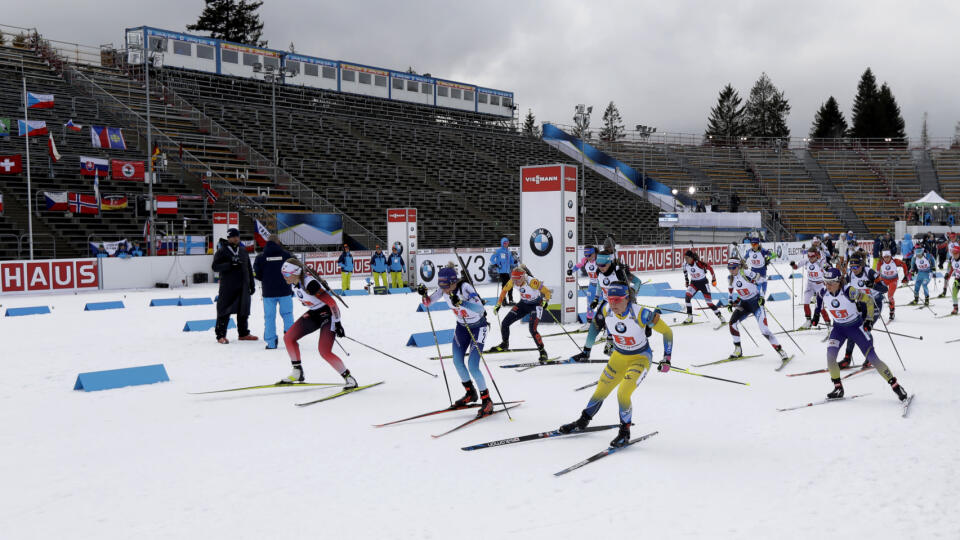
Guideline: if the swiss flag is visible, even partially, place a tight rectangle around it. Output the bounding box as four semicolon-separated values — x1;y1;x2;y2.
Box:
156;195;178;215
0;155;23;174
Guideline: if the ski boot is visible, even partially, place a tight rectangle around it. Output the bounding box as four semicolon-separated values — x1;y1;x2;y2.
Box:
610;423;631;448
798;319;812;330
924;296;930;306
487;341;509;353
907;296;919;306
889;378;908;402
888;310;895;322
729;344;743;359
827;378;844;399
559;411;591;434
838;353;853;369
341;369;358;390
570;349;591;363
862;358;873;369
682;314;694;324
776;346;790;362
537;348;549;364
278;364;304;384
453;381;479;407
715;312;726;324
603;339;613;356
953;305;959;315
476;390;494;417
939;289;947;298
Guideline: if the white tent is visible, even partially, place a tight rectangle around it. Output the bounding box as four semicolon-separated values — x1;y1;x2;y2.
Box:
904;191;960;208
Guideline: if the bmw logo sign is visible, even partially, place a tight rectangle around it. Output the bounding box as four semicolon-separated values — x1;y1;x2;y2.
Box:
567;200;574;209
567;260;574;269
529;228;554;257
567;230;574;239
420;260;436;282
776;245;783;257
615;322;627;333
567;291;574;299
831;299;840;308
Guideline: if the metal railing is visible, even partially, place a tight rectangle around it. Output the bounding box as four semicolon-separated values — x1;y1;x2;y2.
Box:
18;233;55;258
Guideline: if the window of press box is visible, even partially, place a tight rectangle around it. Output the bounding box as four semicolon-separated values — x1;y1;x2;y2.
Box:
421;83;432;94
242;53;258;66
322;66;336;79
263;56;280;69
437;86;448;97
304;63;319;77
342;69;355;82
503;97;513;107
173;40;191;56
375;75;387;87
490;95;500;106
221;49;238;64
478;93;488;104
358;72;372;85
464;90;474;101
196;44;214;60
285;61;300;74
407;80;419;92
148;36;167;52
451;88;462;99
392;78;404;90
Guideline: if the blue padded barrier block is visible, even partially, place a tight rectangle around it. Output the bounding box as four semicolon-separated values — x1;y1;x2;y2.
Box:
656;302;684;313
579;313;589;323
768;274;783;281
388;287;412;294
6;306;51;317
791;273;802;279
767;292;791;302
178;297;214;306
334;289;369;296
74;364;169;391
407;328;454;347
648;282;672;290
150;298;180;307
183;319;235;332
416;298;498;312
579;289;588;297
84;301;125;311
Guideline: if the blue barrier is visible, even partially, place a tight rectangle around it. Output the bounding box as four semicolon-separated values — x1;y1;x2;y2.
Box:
84;301;125;311
768;274;783;281
578;289;588;297
389;287;412;294
416;298;498;312
178;297;214;306
150;298;180;307
648;282;672;289
183;319;235;332
334;289;369;296
5;306;51;317
407;328;455;347
579;312;589;323
767;292;791;302
656;302;685;313
791;273;802;279
74;364;169;392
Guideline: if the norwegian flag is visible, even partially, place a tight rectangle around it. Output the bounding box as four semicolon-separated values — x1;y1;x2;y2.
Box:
68;192;99;215
202;179;219;205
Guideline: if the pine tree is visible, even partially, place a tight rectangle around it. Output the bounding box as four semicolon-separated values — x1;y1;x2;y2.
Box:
876;83;906;142
743;72;790;141
187;0;267;47
849;68;880;139
12;32;27;48
704;84;745;144
598;101;625;142
572;106;592;140
0;30;5;47
809;96;848;141
920;112;929;149
522;109;540;138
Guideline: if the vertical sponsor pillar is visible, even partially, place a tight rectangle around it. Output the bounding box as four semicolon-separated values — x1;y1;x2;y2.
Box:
387;208;417;285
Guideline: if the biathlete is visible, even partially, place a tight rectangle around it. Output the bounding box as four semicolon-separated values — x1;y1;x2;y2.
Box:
557;281;673;447
570;250;643;361
791;246;832;329
681;249;724;325
567;246;599;328
811;268;909;402
841;254;888;367
727;258;791;363
418;266;495;417
908;245;936;306
744;237;779;295
943;245;960;315
278;258;357;389
489;267;552;362
876;250;910;321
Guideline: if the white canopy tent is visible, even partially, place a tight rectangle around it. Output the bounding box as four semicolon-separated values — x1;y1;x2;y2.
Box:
904;191;960;208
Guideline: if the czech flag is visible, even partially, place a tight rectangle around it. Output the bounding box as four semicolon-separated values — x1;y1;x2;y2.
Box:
18;120;48;137
27;92;55;109
44;191;69;211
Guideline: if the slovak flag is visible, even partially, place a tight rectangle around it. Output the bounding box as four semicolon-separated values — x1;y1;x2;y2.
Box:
27;92;55;109
90;126;127;150
64;119;83;132
254;219;270;247
156;195;178;215
18;120;48;136
79;156;110;177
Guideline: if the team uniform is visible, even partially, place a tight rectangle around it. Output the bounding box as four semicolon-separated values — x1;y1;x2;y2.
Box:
877;251;910;321
681;251;724;325
812;268;909;402
279;264;356;388
909;247;937;305
842;259;889;367
727;260;790;362
744;239;778;295
569;247;599;324
571;252;644;361
491;269;552;362
558;283;674;448
420;267;494;416
943;247;960;314
791;248;832;329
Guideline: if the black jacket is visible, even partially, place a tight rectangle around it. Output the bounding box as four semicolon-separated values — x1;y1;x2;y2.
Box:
212;238;254;317
253;241;294;298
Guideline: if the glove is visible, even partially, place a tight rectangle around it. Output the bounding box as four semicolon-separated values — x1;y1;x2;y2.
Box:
541;297;549;307
417;284;428;296
790;261;798;270
334;321;345;338
589;298;599;311
449;292;462;306
863;319;873;332
711;279;718;287
757;296;765;306
566;268;573;276
658;356;672;373
493;304;501;315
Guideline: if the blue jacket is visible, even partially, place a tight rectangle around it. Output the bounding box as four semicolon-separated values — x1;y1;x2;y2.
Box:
490;238;516;274
371;251;388;273
901;234;914;258
338;251;354;272
388;253;404;272
253;241;294;298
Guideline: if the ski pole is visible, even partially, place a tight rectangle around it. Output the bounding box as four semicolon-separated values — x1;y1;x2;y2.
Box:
946;336;960;344
871;328;923;341
639;303;699;316
574;380;597;392
653;361;750;386
875;313;906;371
335;339;351;357
424;298;453;406
462;321;513;420
762;301;804;354
728;307;759;347
544;303;585;351
343;336;437;378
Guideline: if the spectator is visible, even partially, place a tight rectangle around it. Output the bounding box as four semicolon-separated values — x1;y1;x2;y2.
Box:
388;245;405;288
96;244;108;258
337;244;354;290
730;192;741;213
129;242;143;257
116;243;130;259
695;200;706;212
370;245;388;288
253;233;294;350
924;210;932;225
949;213;956;227
709;193;719;211
490;237;517;305
212;228;258;344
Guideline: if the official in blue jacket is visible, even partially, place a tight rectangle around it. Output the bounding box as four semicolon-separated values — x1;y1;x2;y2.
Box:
490;237;517;304
371;245;388;288
253;235;295;349
337;244;354;290
388;246;405;288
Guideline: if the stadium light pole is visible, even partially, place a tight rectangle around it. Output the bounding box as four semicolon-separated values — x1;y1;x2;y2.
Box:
254;62;297;187
143;36;164;256
574;104;592;245
635;125;656;194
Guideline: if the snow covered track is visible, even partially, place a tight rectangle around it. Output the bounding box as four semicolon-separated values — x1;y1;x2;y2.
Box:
2;262;960;538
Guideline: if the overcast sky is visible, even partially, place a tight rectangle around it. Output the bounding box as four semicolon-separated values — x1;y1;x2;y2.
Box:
9;0;959;142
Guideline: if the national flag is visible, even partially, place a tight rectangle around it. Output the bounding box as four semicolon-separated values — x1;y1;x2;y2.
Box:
93;170;101;206
254;219;270;248
202;179;219;205
64;119;82;132
18;120;48;137
100;194;129;211
69;192;100;215
47;133;61;163
79;156;110;177
44;191;69;211
0;118;10;136
0;155;23;174
0;193;4;216
151;143;161;164
156;195;178;215
90;126;127;150
26;92;55;109
143;219;151;241
111;159;145;181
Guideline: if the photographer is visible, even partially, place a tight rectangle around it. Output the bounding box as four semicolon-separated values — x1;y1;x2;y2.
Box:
212;228;258;344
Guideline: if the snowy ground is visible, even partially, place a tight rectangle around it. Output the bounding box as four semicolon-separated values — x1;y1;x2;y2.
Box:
2;262;959;539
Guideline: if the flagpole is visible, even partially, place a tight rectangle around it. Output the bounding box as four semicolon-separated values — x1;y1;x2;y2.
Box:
145;41;155;256
22;57;34;260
